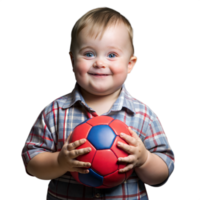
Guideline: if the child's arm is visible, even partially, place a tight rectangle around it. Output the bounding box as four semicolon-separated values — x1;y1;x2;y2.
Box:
134;151;168;185
118;127;169;186
27;136;91;180
27;151;64;180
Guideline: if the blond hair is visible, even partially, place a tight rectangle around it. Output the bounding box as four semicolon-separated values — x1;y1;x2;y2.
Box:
70;7;134;55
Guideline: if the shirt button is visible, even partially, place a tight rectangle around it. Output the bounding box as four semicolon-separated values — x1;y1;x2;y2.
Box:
95;193;101;198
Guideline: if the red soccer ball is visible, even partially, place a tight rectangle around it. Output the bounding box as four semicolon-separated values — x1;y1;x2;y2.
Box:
70;115;133;188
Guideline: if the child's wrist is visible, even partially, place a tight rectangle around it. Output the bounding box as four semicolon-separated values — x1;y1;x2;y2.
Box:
137;150;150;169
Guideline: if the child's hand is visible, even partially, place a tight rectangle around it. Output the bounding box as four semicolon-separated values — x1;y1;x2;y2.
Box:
57;134;91;174
117;127;148;173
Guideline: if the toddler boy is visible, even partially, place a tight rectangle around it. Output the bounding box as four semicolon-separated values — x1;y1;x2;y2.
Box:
22;7;174;200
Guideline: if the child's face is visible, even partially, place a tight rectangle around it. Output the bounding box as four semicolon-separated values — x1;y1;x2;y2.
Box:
70;22;136;97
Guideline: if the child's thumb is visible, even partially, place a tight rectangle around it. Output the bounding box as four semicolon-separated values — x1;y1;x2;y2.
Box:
65;132;73;144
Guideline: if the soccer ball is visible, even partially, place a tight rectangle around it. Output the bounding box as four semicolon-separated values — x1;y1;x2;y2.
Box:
70;116;133;188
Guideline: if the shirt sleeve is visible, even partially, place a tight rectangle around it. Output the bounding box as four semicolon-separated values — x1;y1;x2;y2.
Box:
144;112;175;186
21;105;57;174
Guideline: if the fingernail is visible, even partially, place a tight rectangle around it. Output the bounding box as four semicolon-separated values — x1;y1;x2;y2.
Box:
88;148;91;152
118;141;122;146
120;133;124;137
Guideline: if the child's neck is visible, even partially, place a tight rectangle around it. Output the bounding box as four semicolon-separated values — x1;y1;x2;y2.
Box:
81;88;121;106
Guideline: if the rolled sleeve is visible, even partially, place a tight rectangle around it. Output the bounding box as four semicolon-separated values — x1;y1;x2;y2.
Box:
144;113;175;185
22;106;56;171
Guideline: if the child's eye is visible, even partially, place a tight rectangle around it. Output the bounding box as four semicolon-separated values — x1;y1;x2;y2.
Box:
108;53;116;58
84;52;116;58
85;52;94;57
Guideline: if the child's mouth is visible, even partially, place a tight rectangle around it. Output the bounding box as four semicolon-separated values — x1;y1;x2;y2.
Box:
89;73;110;76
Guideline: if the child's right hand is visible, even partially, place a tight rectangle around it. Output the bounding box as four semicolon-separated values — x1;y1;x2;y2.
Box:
57;135;91;174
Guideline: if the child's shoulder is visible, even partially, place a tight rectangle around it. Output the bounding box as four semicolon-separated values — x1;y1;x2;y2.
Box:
42;92;74;117
124;88;156;120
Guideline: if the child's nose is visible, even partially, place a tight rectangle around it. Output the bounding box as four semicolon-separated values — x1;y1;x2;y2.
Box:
93;60;106;68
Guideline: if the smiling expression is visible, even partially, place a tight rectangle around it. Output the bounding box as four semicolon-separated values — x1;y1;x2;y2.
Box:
70;22;136;96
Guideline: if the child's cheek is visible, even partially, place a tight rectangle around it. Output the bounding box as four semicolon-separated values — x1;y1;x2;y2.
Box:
110;62;126;74
75;59;91;74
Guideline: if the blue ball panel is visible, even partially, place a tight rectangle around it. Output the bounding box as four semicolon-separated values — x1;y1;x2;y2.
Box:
88;125;116;149
79;169;103;187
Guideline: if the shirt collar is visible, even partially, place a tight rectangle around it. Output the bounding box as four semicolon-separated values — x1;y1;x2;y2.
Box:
62;83;135;114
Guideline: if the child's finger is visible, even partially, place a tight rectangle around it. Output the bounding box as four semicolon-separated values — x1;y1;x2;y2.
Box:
118;154;135;163
72;160;91;168
73;167;90;174
119;163;134;173
117;141;132;153
68;147;91;159
119;132;137;146
67;139;87;151
128;127;139;138
64;132;73;144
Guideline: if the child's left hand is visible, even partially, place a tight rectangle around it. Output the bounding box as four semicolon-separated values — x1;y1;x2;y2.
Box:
118;127;148;173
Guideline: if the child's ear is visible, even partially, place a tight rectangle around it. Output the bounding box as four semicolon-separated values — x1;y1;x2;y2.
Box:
69;52;74;69
69;52;74;73
128;56;137;74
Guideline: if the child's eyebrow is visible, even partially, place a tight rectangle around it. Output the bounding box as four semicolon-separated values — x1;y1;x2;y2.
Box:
107;46;122;53
79;46;94;52
79;46;122;53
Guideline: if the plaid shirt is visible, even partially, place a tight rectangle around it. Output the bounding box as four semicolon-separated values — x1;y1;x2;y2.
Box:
22;83;174;200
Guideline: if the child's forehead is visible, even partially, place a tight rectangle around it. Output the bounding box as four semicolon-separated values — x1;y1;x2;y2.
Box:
71;20;134;56
78;22;128;40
